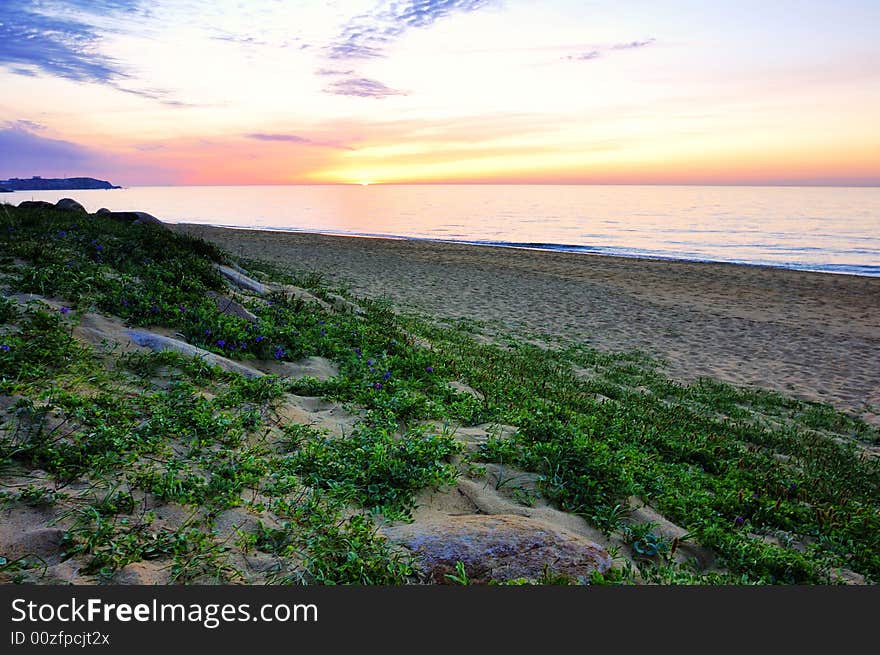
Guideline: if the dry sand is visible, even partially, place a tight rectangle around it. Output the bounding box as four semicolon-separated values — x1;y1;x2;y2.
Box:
173;225;880;418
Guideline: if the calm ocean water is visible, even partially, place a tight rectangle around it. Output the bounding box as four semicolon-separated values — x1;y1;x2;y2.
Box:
7;185;880;276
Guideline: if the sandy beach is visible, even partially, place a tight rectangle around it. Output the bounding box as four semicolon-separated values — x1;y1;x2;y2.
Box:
173;225;880;418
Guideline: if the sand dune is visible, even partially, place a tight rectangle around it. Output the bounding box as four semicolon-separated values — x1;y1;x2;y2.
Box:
174;226;880;418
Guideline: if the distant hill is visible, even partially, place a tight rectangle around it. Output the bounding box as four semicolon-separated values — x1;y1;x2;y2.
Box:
0;176;120;191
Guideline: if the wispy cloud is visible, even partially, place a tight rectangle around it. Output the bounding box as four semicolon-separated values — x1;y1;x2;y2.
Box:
315;68;356;77
611;38;656;50
0;1;192;105
247;133;313;143
568;50;601;61
566;38;656;62
11;119;47;132
324;76;407;99
246;133;354;149
0;1;140;83
327;0;493;61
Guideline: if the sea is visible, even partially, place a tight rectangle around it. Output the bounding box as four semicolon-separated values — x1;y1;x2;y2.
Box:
5;184;879;277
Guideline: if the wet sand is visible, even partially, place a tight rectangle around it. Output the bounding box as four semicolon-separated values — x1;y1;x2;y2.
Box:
173;225;880;417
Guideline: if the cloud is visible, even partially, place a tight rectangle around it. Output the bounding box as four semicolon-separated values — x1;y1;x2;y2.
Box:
0;121;102;176
327;0;493;60
568;50;601;61
11;119;47;132
0;120;176;184
315;68;355;77
246;133;313;143
324;76;407;99
566;38;656;62
245;133;354;149
610;38;656;50
0;2;188;105
0;1;141;84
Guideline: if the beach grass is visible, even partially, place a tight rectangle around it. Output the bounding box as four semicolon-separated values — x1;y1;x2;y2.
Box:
1;202;877;585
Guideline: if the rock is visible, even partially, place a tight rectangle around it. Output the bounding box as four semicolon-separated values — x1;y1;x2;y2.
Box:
55;198;87;213
207;291;259;322
326;292;363;315
16;200;55;210
216;264;269;295
96;207;111;215
125;329;265;378
383;514;612;584
282;285;331;311
102;210;164;227
3;528;65;561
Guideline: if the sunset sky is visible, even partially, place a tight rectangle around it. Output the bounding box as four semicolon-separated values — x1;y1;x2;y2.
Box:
1;0;878;186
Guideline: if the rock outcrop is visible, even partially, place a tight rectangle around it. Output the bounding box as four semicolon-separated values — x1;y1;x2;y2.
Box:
383;514;612;584
124;329;265;378
55;198;87;213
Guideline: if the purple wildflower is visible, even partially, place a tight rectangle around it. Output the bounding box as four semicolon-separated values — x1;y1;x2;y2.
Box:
382;371;391;380
274;347;286;360
373;382;383;390
354;347;362;357
57;230;67;237
59;306;70;315
734;516;745;527
255;335;264;343
121;299;129;306
367;359;374;366
426;366;434;373
1;344;10;352
320;328;326;337
178;305;187;312
204;329;212;336
217;339;226;348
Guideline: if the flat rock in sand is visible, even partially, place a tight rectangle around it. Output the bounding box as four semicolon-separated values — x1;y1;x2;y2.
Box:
216;264;270;295
125;329;265;378
383;514;611;584
207;291;259;322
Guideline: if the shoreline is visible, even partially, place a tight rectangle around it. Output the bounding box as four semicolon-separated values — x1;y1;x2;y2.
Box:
172;222;880;279
173;223;880;419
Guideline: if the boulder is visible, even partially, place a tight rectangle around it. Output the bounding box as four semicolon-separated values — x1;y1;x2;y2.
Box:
383;514;612;584
55;198;87;213
102;210;164;227
96;207;111;215
16;200;55;210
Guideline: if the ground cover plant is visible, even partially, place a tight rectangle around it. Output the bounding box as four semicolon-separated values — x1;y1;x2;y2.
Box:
1;202;877;585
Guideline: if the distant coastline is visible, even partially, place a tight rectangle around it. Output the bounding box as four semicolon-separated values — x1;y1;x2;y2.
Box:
0;176;120;192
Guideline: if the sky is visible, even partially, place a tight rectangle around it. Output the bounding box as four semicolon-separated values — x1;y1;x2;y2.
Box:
1;0;878;186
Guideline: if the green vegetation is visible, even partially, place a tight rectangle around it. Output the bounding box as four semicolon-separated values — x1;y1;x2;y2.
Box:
1;201;877;585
